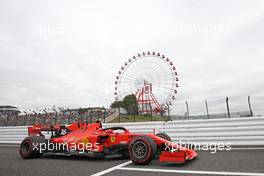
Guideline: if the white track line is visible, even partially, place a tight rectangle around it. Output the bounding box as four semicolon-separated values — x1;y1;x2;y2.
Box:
231;148;264;150
0;144;19;147
118;167;264;176
90;161;132;176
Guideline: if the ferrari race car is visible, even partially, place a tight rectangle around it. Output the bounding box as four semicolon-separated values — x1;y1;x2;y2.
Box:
19;121;197;165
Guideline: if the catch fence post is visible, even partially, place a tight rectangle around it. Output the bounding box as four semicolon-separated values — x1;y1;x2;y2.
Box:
248;96;253;117
226;97;231;118
185;101;190;120
118;107;120;123
205;100;209;119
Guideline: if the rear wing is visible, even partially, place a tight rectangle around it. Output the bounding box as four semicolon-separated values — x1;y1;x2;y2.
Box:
27;122;102;136
28;124;65;137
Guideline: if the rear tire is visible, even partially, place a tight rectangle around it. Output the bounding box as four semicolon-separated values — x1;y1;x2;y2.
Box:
20;136;46;159
129;136;157;165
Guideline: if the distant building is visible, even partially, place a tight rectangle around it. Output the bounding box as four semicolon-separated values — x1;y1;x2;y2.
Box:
0;105;20;117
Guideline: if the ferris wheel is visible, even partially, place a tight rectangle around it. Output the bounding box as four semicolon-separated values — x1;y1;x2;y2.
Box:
114;51;179;113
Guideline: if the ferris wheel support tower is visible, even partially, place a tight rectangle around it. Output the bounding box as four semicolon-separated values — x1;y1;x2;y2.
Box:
135;81;162;113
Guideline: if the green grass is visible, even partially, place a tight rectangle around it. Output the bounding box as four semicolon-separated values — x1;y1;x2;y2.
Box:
109;115;169;123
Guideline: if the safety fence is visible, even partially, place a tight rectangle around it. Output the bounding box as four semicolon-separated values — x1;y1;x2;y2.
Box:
170;96;263;120
0;116;263;146
1;96;263;125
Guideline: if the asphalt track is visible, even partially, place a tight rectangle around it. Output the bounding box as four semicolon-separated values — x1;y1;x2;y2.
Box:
0;146;264;176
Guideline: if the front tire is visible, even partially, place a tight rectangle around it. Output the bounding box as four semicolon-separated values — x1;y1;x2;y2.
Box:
156;132;171;141
129;136;157;165
156;132;172;155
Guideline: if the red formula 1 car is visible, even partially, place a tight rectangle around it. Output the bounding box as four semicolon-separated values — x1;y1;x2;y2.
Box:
19;121;197;165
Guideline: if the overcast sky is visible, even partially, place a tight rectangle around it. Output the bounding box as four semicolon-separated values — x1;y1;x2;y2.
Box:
0;0;264;115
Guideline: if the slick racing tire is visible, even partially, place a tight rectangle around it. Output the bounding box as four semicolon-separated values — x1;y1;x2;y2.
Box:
20;136;46;159
156;132;172;141
156;132;172;155
129;136;157;165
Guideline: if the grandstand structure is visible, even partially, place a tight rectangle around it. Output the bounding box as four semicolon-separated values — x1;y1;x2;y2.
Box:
60;107;107;123
0;106;109;126
0;105;20;126
0;105;20;115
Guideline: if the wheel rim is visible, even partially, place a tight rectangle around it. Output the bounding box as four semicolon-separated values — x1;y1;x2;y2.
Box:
132;141;148;159
21;141;31;154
